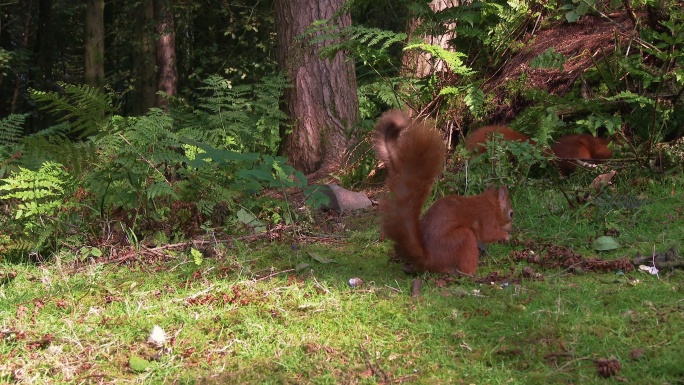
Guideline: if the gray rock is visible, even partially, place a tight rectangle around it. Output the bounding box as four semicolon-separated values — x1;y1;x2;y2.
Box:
315;184;372;212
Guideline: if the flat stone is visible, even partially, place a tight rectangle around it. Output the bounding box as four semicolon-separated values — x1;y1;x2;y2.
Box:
315;184;372;212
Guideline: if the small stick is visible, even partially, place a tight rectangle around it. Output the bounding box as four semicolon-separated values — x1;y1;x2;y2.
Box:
411;278;421;298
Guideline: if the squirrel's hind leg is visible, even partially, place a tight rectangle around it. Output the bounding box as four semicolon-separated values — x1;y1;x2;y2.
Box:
423;228;480;275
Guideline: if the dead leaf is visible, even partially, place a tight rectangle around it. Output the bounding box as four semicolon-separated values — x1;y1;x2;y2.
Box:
590;170;616;190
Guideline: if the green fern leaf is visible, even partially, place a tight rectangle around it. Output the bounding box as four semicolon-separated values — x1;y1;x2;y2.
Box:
404;43;475;76
530;47;566;71
30;83;117;138
0;114;26;144
0;161;72;220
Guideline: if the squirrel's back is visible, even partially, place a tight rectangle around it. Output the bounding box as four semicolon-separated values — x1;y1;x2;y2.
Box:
465;125;533;154
552;134;612;174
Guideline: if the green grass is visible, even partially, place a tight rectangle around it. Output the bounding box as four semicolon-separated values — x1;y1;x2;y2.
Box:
2;174;684;384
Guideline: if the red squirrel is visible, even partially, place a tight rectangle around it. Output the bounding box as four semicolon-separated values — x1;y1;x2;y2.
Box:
373;110;514;275
551;134;612;175
465;125;612;175
465;125;536;154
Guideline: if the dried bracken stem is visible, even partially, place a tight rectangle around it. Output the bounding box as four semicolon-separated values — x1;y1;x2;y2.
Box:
410;278;421;298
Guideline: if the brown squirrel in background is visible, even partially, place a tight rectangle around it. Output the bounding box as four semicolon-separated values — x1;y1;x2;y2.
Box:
551;134;612;175
465;125;537;154
373;110;514;275
465;125;613;175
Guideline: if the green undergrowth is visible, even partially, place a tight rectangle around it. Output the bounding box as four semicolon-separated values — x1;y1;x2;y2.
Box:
1;175;684;384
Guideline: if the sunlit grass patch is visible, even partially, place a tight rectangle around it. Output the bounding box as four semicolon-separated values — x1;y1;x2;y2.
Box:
2;176;684;384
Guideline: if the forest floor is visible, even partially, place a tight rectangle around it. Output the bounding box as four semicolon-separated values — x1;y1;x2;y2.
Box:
2;169;684;384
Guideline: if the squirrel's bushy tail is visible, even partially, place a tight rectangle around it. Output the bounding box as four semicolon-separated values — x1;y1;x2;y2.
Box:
373;110;446;264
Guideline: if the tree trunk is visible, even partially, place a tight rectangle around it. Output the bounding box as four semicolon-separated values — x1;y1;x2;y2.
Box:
36;0;53;89
84;0;105;91
10;0;33;113
134;0;157;115
275;0;359;176
154;0;178;108
402;0;459;79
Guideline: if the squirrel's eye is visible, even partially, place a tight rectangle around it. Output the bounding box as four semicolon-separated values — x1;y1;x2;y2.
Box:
509;210;514;219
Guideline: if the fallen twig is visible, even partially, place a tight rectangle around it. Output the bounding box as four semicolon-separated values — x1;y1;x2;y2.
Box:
359;344;389;383
254;268;296;282
411;278;421;298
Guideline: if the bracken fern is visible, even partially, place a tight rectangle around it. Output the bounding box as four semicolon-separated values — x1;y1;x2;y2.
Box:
30;82;118;138
2;76;303;257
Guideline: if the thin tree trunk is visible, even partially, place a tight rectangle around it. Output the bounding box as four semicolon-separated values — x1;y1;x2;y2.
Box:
11;0;32;113
154;0;177;108
84;0;105;91
275;0;359;176
134;0;156;115
36;0;53;89
402;0;459;78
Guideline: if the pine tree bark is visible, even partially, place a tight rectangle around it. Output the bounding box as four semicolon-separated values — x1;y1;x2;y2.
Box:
84;0;105;91
154;0;178;108
275;0;359;176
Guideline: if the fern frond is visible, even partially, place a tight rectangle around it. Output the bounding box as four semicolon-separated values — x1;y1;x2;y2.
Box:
1;238;34;255
0;114;26;144
530;48;566;71
30;83;117;138
146;179;179;200
607;91;656;107
0;161;72;221
465;86;486;117
358;77;407;110
177;75;287;154
21;135;99;179
349;26;407;51
0;114;28;178
404;43;475;76
307;24;407;68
